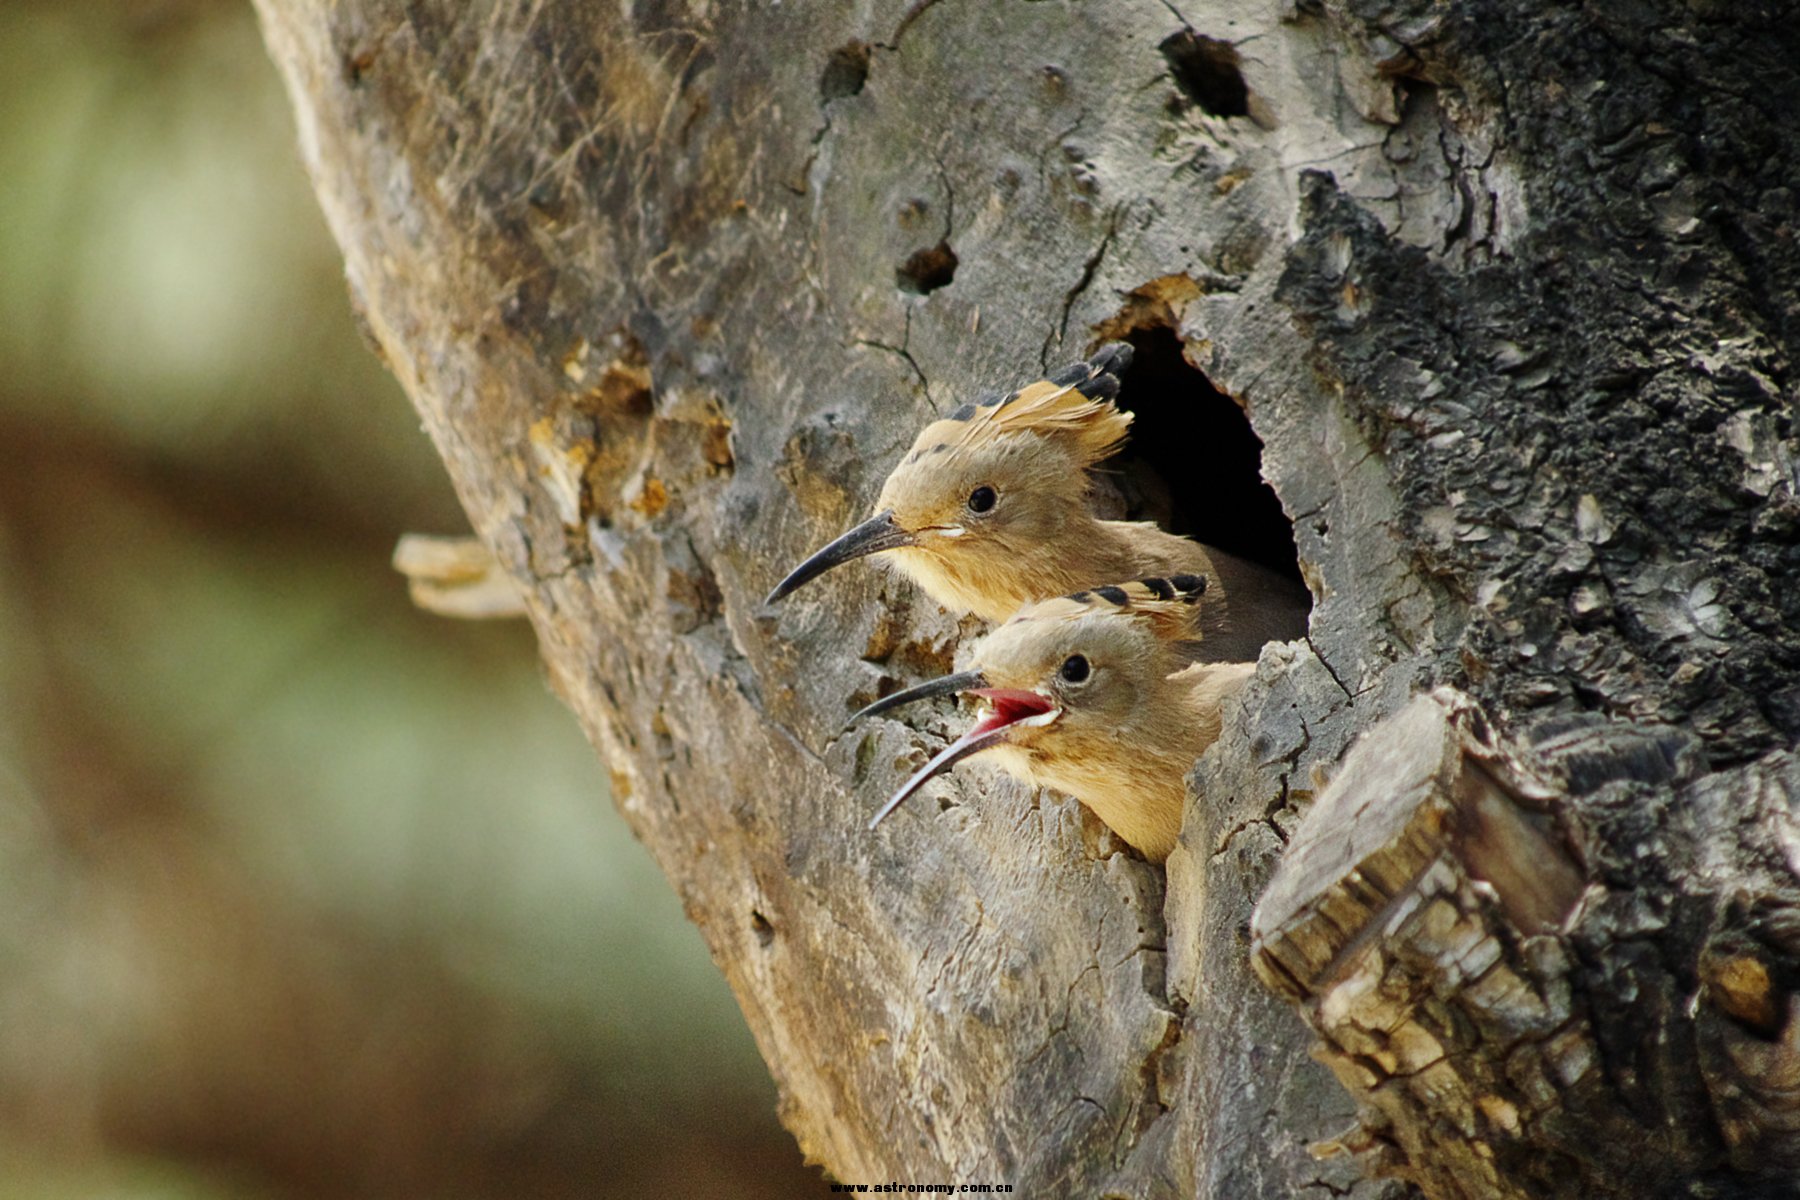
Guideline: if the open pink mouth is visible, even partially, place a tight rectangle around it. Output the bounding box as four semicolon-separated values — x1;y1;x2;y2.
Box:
968;687;1056;736
868;688;1059;831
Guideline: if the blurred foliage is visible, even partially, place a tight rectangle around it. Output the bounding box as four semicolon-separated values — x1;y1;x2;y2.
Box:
0;2;824;1195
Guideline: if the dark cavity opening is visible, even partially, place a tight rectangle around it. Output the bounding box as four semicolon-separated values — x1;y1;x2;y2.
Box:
750;909;774;947
897;241;958;294
1159;30;1249;118
819;41;870;101
1105;326;1302;586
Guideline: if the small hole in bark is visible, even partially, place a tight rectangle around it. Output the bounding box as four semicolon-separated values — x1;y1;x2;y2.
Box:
1571;680;1607;711
1108;326;1303;586
1159;30;1249;118
343;46;378;86
897;241;958;294
750;910;774;946
819;41;870;101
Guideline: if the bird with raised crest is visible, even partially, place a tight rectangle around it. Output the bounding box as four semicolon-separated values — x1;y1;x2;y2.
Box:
764;343;1309;661
851;575;1253;862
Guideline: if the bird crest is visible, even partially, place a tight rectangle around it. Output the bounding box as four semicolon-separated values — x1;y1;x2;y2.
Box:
1017;574;1211;648
900;344;1134;471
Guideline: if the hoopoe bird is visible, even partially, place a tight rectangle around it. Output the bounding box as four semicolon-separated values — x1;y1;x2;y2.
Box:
852;576;1254;862
765;343;1309;660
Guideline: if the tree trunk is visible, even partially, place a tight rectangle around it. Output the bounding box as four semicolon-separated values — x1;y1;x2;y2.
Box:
253;1;1800;1195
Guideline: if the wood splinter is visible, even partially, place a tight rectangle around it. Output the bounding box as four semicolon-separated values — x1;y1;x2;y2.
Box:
392;533;527;620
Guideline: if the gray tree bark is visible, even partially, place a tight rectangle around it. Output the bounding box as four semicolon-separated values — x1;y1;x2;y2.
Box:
255;1;1800;1196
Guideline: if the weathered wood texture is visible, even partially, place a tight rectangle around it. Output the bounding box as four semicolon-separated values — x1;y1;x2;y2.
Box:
254;0;1800;1194
1256;689;1800;1198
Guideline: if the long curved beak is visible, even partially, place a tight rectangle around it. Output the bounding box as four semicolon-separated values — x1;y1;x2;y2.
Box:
845;670;986;729
868;688;1058;830
765;510;916;605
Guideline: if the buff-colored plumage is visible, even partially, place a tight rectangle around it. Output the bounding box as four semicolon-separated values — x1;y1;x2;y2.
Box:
870;578;1254;861
903;369;1133;468
767;344;1309;661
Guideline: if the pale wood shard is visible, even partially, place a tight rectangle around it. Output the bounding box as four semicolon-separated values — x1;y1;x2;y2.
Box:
392;533;527;619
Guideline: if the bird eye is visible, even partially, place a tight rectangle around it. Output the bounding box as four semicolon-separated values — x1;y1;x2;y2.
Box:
1059;654;1090;684
967;485;998;514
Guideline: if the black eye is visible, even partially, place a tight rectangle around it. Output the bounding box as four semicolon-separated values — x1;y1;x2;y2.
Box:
1059;654;1090;684
967;485;998;513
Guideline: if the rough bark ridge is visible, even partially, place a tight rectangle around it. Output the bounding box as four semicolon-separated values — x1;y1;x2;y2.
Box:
1255;689;1800;1199
254;0;1800;1195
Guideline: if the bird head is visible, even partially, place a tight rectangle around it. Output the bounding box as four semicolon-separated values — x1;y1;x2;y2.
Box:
764;344;1135;618
859;574;1211;828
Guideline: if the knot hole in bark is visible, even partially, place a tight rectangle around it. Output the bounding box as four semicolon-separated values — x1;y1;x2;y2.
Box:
1110;326;1303;588
896;241;958;295
749;909;775;947
819;41;870;102
1159;30;1249;119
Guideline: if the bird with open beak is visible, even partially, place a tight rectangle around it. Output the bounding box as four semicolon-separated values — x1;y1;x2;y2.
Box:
853;575;1254;862
764;343;1308;661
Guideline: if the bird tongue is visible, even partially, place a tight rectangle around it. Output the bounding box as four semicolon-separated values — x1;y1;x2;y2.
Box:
968;688;1055;736
867;688;1055;831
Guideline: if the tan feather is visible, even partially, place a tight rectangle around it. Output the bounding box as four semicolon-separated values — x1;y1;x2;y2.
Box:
957;378;1134;468
1013;575;1211;645
900;351;1134;469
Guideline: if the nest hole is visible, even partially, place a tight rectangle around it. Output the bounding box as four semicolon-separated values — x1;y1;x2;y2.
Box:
1159;30;1249;118
897;241;958;294
1108;326;1302;586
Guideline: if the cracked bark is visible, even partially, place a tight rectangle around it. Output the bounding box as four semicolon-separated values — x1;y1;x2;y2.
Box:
1044;207;1123;367
256;0;1799;1196
1254;689;1800;1199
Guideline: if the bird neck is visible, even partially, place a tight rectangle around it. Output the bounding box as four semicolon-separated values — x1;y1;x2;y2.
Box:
997;518;1173;617
1019;736;1190;862
889;513;1201;622
1075;519;1210;590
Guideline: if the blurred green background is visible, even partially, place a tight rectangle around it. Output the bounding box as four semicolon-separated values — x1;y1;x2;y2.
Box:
0;2;824;1195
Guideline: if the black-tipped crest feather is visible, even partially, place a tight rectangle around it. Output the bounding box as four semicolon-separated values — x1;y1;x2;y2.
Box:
898;341;1136;469
1014;576;1214;645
